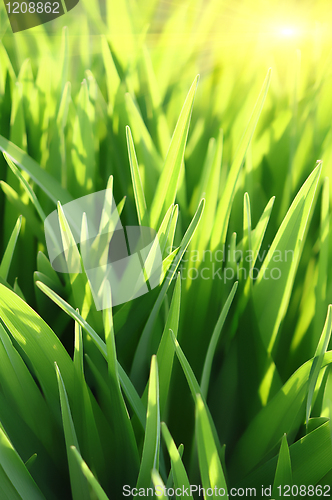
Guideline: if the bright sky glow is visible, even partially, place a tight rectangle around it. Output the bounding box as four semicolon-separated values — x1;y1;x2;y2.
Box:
279;26;297;37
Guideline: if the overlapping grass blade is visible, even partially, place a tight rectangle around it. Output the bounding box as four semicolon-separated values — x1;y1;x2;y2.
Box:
253;162;322;353
272;434;292;498
131;199;204;382
161;422;193;499
71;447;109;500
230;350;332;478
306;305;332;425
55;363;90;500
0;423;45;500
200;281;238;399
136;355;160;490
0;215;21;281
150;75;199;228
195;394;228;498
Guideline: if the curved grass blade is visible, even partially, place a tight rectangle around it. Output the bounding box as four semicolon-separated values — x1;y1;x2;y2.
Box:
0;215;21;281
0;137;72;205
71;446;109;500
126;125;147;225
131;199;204;382
200;281;238;399
0;284;75;418
306;305;332;426
230;350;332;478
313;177;330;349
0;181;44;241
195;394;228;498
0;423;45;500
136;355;160;490
35;281;146;427
55;363;90;500
161;422;193;499
150;75;199;228
169;330;223;460
151;469;169;500
253;162;322;353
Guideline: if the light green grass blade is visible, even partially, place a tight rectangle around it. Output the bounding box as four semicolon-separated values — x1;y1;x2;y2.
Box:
200;281;238;399
151;469;169;499
0;216;21;281
0;423;46;500
0;181;44;241
155;204;176;258
165;205;178;257
0;321;56;454
57;202;92;319
3;152;47;221
13;278;25;301
55;363;90;500
70;80;95;195
117;363;146;429
313;177;330;348
306;305;332;425
242;192;252;280
35;281;146;428
253;162;322;353
102;282;140;476
72;317;106;476
141;273;181;415
125;93;163;176
131;199;204;381
210;69;271;251
161;422;193;499
195;394;228;498
24;454;37;471
101;36;120;115
150;75;199;228
230;350;332;477
0;283;75;418
250;196;275;267
197;129;223;253
84;353;139;487
156;274;181;416
140;45;171;158
126;126;147;225
169;330;223;459
0;137;72;204
165;443;184;490
35;280;107;353
136;355;160;490
71;447;109;500
9;81;27;151
242;420;332;488
272;434;293;499
37;252;63;290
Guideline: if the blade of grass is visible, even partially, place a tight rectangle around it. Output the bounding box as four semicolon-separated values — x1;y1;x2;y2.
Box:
195;394;228;498
0;216;21;281
210;69;271;251
200;281;238;399
136;355;160;490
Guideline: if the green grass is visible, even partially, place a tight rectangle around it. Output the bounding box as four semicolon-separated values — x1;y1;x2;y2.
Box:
0;0;332;498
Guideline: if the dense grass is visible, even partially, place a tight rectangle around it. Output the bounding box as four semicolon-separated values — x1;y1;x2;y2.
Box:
0;0;332;498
